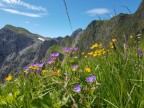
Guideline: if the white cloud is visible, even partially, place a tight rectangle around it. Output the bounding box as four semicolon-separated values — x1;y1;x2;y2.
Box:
2;0;46;11
1;8;42;17
0;0;47;17
0;3;4;6
86;8;109;15
25;21;30;24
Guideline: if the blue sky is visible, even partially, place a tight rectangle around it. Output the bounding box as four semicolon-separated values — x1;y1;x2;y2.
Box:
0;0;142;37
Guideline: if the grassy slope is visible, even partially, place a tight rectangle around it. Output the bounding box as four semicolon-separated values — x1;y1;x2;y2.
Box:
0;37;144;107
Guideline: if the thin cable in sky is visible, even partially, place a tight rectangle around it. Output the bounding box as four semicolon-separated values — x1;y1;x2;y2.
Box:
63;0;73;33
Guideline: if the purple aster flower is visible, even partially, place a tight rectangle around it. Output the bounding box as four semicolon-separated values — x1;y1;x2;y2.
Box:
73;85;81;93
86;75;96;83
138;51;143;56
73;47;78;51
64;47;72;53
48;59;53;64
24;66;29;70
37;69;41;74
37;63;44;67
50;52;59;58
72;65;78;71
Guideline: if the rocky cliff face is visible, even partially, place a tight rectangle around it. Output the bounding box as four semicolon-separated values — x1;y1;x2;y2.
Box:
0;26;35;66
0;25;58;80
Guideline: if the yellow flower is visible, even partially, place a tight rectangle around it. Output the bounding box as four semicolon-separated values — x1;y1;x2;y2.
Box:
99;43;102;48
29;66;33;69
90;46;94;49
55;70;61;76
24;70;28;73
93;43;98;48
102;51;106;54
85;55;87;58
42;70;47;73
5;75;12;81
110;45;114;49
130;36;133;39
82;52;84;55
93;53;97;57
112;38;116;42
85;67;91;72
88;52;93;55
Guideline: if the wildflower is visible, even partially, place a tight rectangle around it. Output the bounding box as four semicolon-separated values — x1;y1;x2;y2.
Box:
48;59;54;64
29;65;33;69
99;43;102;48
55;70;61;76
37;69;41;74
5;75;12;81
86;75;96;83
73;85;81;92
72;65;78;71
85;55;87;58
24;66;29;70
90;46;94;49
102;50;106;54
137;48;143;56
130;36;133;39
85;67;91;72
73;47;78;51
50;52;59;58
93;53;97;57
112;38;116;42
82;52;84;55
88;52;93;56
64;47;72;53
138;51;143;56
24;66;29;72
42;70;47;73
91;43;98;49
110;45;114;49
37;63;44;67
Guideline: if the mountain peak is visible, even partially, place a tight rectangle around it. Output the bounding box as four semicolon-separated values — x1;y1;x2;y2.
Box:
4;24;31;34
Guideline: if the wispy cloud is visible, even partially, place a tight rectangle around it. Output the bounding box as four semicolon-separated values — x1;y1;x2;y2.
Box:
2;0;46;11
0;0;47;17
25;21;30;24
1;8;42;17
0;3;4;6
86;8;110;16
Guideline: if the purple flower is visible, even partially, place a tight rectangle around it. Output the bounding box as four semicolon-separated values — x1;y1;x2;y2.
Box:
86;75;96;83
64;47;72;53
30;63;44;67
73;85;81;92
37;69;41;74
37;63;44;67
72;65;78;71
50;52;59;58
24;66;29;70
48;59;53;64
138;51;143;56
73;47;78;51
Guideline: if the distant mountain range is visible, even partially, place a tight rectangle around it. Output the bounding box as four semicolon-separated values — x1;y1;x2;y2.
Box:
0;1;144;81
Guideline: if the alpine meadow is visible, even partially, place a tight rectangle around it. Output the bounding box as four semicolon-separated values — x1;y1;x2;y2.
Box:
0;0;144;108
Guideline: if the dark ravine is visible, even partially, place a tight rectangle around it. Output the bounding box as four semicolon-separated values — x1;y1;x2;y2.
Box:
0;1;144;80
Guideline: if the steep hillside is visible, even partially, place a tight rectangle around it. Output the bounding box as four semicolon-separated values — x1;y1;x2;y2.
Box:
75;1;144;53
0;25;58;81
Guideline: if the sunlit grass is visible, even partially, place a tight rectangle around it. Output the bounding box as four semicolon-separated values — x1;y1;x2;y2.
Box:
0;35;144;108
